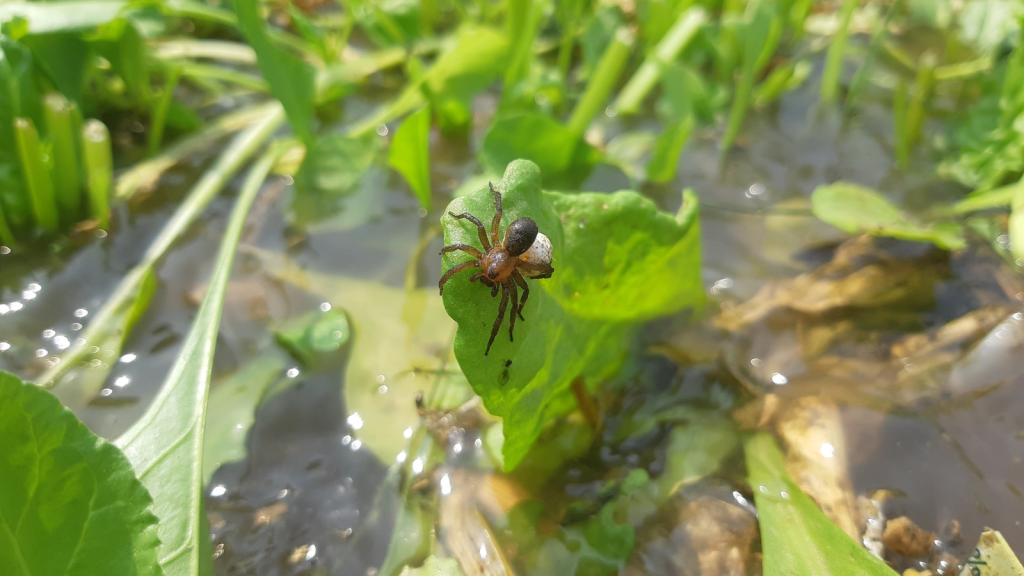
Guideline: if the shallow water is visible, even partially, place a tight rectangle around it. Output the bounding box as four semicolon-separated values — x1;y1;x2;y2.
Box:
2;59;1023;574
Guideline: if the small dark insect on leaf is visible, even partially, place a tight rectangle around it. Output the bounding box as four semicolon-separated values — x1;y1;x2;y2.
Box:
439;183;554;355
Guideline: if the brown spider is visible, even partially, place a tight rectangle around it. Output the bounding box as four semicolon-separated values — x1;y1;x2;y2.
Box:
439;183;555;356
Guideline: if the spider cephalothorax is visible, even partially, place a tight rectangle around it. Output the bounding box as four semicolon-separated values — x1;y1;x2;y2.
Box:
439;183;555;355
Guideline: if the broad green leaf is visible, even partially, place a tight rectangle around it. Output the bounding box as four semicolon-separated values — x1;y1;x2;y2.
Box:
388;106;432;210
275;308;352;370
234;0;316;145
0;371;162;576
424;25;508;105
480;114;599;188
202;354;287;484
441;160;702;469
0;2;126;35
811;181;966;250
21;33;89;104
115;145;283;576
744;432;896;576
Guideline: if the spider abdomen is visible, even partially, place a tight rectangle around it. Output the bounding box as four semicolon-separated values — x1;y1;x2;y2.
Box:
504;217;539;257
519;232;552;277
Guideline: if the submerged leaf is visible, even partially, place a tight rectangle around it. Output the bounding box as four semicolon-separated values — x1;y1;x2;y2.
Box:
388;106;432;210
811;182;965;250
441;160;702;469
0;371;162;576
744;432;896;576
203;355;287;484
275;308;352;370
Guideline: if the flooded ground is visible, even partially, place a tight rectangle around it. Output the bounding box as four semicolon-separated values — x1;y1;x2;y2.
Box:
2;58;1023;575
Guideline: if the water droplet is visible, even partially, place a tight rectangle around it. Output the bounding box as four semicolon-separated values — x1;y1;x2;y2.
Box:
0;305;8;315
95;229;107;238
121;353;137;363
27;283;40;292
305;544;316;561
53;336;70;350
396;451;407;463
820;442;835;458
114;376;131;387
74;308;89;318
347;412;364;430
210;485;227;497
403;427;413;439
0;342;10;352
10;302;23;312
287;367;299;378
439;474;452;496
42;329;55;338
378;385;388;393
376;124;389;136
412;458;424;474
771;373;788;385
474;438;483;448
320;302;332;312
605;105;617;117
341;435;352;445
750;358;762;367
479;543;488;559
0;246;9;254
375;374;386;384
35;349;48;358
452;443;463;454
70;323;82;331
100;388;113;396
351;439;362;450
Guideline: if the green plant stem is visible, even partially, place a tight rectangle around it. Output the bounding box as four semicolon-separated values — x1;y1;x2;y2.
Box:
614;7;707;116
819;0;857;103
14;118;59;233
39;105;286;388
43;93;81;222
893;80;909;168
81;120;113;229
148;66;183;157
846;0;900;111
1011;180;1024;262
178;61;270;92
115;140;287;576
567;28;633;138
505;0;540;88
115;101;280;203
0;202;14;246
153;39;257;63
715;0;744;82
905;52;937;145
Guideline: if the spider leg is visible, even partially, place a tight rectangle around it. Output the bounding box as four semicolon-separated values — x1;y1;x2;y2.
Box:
488;182;502;247
512;271;528;321
507;279;519;342
448;211;491;250
469;272;484;283
518;261;554;278
438;260;481;295
491;283;499;297
439;244;483;258
486;282;510;356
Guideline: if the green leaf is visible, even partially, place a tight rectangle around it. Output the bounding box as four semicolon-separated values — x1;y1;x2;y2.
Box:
0;371;162;576
480;114;599;188
744;432;897;576
388;106;432;210
441;160;702;469
114;145;283;576
811;181;966;250
233;0;316;145
202;355;287;484
424;25;508;105
20;33;89;104
274;308;352;370
654;412;739;498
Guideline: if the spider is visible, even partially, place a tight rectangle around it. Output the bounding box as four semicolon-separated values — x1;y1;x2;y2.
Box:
439;183;554;356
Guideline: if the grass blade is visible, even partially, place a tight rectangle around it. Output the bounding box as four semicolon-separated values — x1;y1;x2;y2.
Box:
81;120;113;229
614;7;707;116
38;105;285;388
115;141;286;576
567;28;633;138
14;117;59;232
